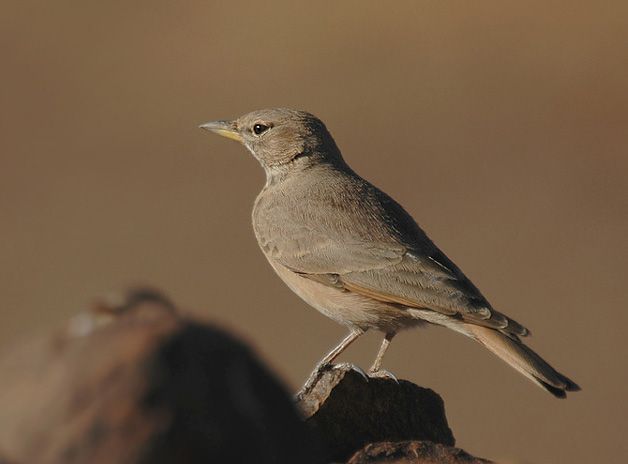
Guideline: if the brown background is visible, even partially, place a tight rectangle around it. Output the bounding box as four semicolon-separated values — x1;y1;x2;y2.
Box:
1;1;627;463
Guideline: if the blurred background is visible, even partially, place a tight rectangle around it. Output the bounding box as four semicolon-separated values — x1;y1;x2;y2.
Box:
1;1;627;462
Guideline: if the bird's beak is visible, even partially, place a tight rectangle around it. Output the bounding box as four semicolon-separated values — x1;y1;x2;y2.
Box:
198;120;243;143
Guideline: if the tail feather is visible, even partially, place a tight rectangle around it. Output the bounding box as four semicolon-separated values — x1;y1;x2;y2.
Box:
466;324;580;398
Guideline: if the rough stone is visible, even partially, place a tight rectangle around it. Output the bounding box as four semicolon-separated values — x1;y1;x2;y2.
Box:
296;365;455;462
347;441;492;464
0;289;320;464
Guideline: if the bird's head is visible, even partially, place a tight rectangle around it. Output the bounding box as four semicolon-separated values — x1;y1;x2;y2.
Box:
200;108;341;170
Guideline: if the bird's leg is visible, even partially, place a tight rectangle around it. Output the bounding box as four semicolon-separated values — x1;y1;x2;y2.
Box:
368;331;398;382
315;328;365;367
369;331;396;372
296;328;365;397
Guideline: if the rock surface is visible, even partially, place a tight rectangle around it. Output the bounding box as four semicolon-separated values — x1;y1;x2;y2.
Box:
348;441;491;463
296;365;456;462
0;289;319;464
0;288;492;463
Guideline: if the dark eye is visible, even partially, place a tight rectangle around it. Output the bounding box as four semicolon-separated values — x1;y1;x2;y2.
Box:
253;123;269;135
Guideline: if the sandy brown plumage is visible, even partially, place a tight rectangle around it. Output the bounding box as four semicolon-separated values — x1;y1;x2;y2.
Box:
200;108;580;398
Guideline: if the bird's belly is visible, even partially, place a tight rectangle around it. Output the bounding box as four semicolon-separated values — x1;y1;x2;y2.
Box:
268;261;425;332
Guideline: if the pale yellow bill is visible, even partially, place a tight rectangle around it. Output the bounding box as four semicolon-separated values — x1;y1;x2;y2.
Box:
198;120;243;142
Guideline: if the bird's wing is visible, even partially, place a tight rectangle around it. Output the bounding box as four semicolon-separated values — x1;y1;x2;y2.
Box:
339;252;528;335
255;171;528;336
274;236;526;335
259;228;407;274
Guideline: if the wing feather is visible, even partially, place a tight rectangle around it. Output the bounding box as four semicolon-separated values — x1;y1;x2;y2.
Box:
253;167;529;337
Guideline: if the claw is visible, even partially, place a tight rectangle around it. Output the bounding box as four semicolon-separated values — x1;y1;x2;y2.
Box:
368;369;399;383
332;362;369;382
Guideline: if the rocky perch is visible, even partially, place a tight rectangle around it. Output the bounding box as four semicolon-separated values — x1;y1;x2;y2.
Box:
0;289;490;463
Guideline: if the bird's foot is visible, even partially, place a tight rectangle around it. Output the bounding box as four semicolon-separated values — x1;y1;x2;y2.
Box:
368;368;399;383
295;362;368;400
295;361;332;399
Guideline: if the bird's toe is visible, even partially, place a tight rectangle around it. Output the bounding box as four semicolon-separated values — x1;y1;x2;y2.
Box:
368;368;399;383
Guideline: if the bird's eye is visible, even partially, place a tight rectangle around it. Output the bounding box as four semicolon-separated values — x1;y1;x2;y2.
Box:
253;123;270;135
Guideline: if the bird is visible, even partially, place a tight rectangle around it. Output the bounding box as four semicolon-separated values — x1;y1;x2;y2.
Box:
199;108;580;398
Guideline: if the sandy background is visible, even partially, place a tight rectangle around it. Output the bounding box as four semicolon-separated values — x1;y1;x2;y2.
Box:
1;1;627;462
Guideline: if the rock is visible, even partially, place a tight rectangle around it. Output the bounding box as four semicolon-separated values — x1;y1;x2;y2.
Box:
347;441;492;463
296;365;455;462
0;288;493;463
0;289;320;464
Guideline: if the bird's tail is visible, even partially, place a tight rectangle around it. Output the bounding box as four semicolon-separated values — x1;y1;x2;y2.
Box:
465;324;580;398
